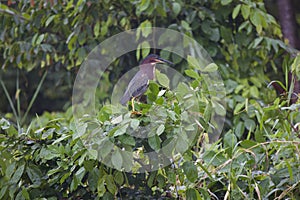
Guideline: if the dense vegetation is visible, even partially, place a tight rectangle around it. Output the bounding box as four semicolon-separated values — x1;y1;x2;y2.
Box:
0;0;300;199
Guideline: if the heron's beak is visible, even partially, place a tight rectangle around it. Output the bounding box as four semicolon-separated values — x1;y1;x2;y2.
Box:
155;58;173;65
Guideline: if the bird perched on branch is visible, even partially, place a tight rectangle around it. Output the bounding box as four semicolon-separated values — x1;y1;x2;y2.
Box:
120;54;173;114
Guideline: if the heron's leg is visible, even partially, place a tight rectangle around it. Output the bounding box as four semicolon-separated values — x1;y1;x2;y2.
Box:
131;97;141;115
131;97;136;112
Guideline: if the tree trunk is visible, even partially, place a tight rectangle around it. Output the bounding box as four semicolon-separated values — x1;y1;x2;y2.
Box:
277;0;300;104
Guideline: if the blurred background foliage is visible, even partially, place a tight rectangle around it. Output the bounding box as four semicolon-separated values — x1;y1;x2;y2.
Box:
0;0;300;199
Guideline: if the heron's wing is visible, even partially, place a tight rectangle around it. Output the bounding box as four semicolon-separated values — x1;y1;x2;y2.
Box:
120;72;149;105
120;92;131;106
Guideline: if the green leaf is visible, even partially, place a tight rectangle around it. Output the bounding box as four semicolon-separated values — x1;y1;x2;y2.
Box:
292;54;300;80
0;4;9;10
119;135;135;146
148;81;160;95
182;161;198;182
202;151;227;166
156;173;166;188
26;164;42;186
73;122;87;139
114;171;124;185
75;167;86;183
6;162;16;179
241;4;250;19
105;174;117;195
100;23;108;36
130;119;140;130
78;32;86;46
221;0;232;5
147;172;157;187
0;118;10;129
250;9;261;28
235;121;245;139
175;134;189;153
112;149;123;170
10;164;25;184
234;102;245;114
113;124;128;136
181;20;191;31
21;187;30;200
185;69;199;79
286;161;293;182
186;188;202;200
94;21;100;37
31;33;38;45
36;34;44;45
77;47;87;64
172;2;181;16
221;26;233;43
138;0;150;12
292;54;300;71
156;124;165;136
167;170;176;184
140;20;152;37
202;63;218;72
232;4;241;19
198;188;211;200
99;139;114;159
187;55;201;70
67;33;77;50
156;71;170;88
42;128;55;139
251;37;263;48
45;15;55;27
88;168;99;192
250;86;259;98
97;177;106;196
225;80;238;94
223;132;237;149
212;100;226;116
60;172;71;184
148;135;161;151
244;119;255;131
111;115;123;124
0;186;8;200
141;41;150;59
240;140;257;148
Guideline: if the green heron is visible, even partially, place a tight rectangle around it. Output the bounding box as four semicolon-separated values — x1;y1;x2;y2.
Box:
120;54;173;113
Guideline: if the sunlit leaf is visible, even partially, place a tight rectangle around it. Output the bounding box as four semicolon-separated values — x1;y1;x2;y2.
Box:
232;4;241;19
187;55;201;70
172;2;181;16
221;0;232;5
156;70;170;88
156;124;165;135
241;4;250;19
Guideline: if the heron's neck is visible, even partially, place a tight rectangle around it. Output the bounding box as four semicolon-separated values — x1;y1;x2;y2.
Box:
140;64;156;79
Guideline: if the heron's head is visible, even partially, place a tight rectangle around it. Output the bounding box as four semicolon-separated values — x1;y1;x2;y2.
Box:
140;54;173;65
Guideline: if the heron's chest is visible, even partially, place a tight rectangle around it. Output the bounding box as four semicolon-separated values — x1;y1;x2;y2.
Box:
140;65;155;80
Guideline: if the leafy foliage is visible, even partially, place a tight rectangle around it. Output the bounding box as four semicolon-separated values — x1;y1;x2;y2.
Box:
0;0;300;199
1;85;300;199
